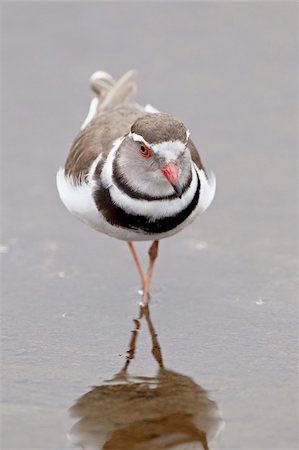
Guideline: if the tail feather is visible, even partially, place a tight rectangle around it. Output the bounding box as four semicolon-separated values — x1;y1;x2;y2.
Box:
99;69;138;111
89;71;115;100
81;70;138;130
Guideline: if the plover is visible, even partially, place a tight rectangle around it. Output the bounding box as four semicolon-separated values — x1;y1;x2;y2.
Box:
57;70;216;306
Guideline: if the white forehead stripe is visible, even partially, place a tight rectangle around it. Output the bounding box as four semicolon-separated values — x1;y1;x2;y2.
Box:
128;132;151;148
129;132;186;158
129;132;188;155
186;129;190;140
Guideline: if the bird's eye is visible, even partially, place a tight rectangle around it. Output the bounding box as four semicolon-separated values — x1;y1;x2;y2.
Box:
139;142;151;158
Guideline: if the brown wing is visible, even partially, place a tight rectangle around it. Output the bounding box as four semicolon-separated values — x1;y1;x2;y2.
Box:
188;138;206;174
64;106;146;179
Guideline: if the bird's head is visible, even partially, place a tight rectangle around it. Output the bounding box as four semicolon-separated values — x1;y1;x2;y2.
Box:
117;113;192;198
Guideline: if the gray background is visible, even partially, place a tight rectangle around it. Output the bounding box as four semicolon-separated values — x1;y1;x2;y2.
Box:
2;1;297;449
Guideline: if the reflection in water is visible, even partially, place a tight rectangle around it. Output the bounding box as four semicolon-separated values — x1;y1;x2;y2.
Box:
69;306;224;449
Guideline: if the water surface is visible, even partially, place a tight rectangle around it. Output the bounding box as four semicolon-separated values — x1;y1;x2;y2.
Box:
2;2;297;449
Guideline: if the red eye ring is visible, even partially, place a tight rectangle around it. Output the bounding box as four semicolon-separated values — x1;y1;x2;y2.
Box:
138;142;151;158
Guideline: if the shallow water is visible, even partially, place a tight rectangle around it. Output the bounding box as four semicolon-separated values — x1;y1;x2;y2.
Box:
2;2;297;450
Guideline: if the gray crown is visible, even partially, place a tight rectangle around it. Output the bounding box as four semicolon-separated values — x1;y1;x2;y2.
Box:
131;113;188;145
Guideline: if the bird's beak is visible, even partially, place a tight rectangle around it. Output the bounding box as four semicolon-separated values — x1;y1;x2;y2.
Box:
161;162;182;198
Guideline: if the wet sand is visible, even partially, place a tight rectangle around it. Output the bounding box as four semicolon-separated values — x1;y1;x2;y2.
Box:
2;2;297;449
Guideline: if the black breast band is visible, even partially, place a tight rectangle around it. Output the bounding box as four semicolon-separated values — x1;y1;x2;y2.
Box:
93;173;200;234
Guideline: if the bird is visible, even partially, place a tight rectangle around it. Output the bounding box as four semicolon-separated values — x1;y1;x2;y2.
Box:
56;70;216;306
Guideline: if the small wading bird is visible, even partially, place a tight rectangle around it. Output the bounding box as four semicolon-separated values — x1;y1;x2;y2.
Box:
57;70;216;306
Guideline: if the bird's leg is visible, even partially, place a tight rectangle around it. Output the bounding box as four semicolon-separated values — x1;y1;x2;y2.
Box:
142;240;159;307
127;241;146;291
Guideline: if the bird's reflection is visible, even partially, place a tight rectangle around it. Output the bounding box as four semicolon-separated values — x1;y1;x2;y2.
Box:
69;305;224;449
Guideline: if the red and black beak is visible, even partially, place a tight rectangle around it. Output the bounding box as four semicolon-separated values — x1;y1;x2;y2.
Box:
161;162;182;198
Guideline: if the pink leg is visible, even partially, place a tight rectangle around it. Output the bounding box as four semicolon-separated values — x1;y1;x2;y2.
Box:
142;240;159;307
128;241;146;290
